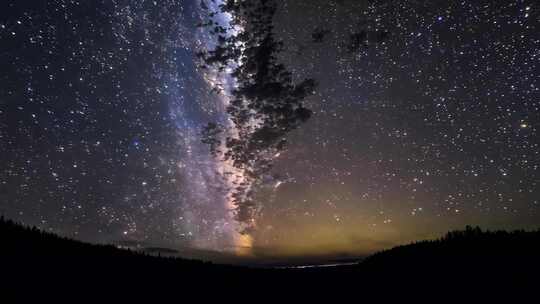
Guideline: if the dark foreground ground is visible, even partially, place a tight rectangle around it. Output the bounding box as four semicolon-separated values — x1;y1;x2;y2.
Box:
1;216;539;300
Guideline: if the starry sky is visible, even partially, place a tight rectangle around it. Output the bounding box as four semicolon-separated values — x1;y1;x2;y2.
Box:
1;0;539;260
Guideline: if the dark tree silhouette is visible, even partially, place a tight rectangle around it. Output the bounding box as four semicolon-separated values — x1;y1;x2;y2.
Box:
197;0;317;231
2;215;539;299
2;215;539;296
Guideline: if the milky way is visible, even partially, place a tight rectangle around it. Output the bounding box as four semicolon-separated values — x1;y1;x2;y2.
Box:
0;0;244;252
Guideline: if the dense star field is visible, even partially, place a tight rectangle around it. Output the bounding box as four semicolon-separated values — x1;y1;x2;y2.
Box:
1;0;539;260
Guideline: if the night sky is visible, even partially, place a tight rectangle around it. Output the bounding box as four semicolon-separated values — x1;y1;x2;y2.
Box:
1;0;539;260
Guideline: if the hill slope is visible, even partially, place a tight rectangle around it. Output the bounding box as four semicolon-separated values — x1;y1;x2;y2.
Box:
1;217;539;297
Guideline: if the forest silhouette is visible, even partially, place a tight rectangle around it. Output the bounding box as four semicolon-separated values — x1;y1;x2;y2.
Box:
1;215;538;298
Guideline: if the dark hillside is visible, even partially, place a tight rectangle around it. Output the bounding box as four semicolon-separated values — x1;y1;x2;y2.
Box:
1;217;538;298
